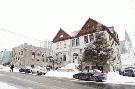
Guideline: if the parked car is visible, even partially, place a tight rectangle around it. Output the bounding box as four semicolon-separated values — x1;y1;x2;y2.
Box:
19;66;31;73
30;66;47;75
19;68;25;72
73;69;107;82
119;68;125;75
123;68;135;77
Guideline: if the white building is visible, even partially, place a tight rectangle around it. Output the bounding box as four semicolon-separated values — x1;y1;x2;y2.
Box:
40;40;53;50
52;18;121;72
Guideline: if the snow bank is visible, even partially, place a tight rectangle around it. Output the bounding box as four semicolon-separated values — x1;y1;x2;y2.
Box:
45;70;78;78
45;63;80;78
0;65;19;72
105;72;135;85
0;82;18;89
58;63;79;72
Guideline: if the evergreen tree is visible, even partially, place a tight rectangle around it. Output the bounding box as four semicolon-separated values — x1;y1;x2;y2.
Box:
82;31;114;68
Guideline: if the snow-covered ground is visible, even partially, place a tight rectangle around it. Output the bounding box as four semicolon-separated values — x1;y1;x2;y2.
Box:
45;63;135;85
0;65;19;72
45;63;79;78
0;64;135;86
0;81;18;89
45;70;78;78
105;72;135;85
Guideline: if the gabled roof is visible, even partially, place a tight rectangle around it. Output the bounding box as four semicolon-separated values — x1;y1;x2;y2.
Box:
53;28;71;43
76;18;119;44
77;18;98;37
125;30;131;43
52;18;119;44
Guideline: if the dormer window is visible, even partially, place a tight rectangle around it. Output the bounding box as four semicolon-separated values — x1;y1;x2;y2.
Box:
60;35;63;38
84;35;88;44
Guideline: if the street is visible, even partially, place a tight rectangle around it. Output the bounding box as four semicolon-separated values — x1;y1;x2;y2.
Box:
0;71;135;89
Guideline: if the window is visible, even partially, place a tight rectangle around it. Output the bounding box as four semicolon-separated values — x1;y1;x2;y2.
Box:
32;52;35;58
76;38;80;46
80;49;82;54
46;58;48;62
109;35;112;41
60;35;63;38
63;55;66;61
42;54;44;57
60;42;62;49
84;36;88;43
56;42;59;49
37;53;40;56
64;41;66;48
72;39;75;47
89;34;94;42
21;51;23;55
73;59;74;63
42;58;44;62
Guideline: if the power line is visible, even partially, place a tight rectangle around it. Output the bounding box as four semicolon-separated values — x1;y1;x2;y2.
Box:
0;27;42;42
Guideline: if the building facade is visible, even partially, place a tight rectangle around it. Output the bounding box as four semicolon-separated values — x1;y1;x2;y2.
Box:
12;43;53;68
52;18;121;72
39;40;53;50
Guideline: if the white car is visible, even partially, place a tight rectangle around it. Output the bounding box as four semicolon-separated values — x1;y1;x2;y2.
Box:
31;66;47;75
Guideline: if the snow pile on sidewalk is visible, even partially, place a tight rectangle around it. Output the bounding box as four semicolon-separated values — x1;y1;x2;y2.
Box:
58;63;79;72
45;63;80;78
0;82;18;89
45;70;77;78
105;72;135;85
0;65;19;72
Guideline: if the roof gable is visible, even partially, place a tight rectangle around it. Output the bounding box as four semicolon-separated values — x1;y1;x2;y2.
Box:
53;28;71;43
77;18;98;37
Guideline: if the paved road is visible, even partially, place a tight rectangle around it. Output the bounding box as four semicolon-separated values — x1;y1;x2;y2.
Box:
0;71;135;89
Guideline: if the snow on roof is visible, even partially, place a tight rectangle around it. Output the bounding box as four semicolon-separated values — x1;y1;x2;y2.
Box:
70;30;80;37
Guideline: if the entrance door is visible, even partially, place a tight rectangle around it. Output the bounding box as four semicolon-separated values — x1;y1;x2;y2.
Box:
73;53;79;64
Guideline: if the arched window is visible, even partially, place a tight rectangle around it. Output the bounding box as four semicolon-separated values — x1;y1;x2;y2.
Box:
32;52;35;58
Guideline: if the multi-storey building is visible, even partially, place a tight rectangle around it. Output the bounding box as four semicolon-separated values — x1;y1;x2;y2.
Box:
52;18;121;72
39;40;53;50
12;43;53;68
0;50;12;65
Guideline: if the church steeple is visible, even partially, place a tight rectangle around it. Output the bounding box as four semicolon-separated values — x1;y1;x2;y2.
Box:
125;30;131;43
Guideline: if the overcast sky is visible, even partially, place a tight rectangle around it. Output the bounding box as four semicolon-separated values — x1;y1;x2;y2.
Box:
0;0;135;51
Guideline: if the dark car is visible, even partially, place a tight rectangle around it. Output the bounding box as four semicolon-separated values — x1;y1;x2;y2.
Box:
73;69;107;82
19;66;31;73
25;69;31;73
123;68;135;77
19;68;25;72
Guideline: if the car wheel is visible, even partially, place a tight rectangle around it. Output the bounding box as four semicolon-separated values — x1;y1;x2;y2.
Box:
79;76;82;80
94;76;102;82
